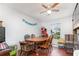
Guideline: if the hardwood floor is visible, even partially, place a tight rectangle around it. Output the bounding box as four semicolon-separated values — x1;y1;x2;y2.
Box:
49;47;73;56
18;47;73;56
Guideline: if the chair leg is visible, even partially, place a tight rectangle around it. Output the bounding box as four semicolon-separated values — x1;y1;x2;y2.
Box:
21;52;24;56
25;52;29;56
20;50;25;56
20;50;22;56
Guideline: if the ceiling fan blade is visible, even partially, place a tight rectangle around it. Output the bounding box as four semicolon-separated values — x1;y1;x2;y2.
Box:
42;4;48;9
40;11;47;14
51;3;59;8
51;9;59;12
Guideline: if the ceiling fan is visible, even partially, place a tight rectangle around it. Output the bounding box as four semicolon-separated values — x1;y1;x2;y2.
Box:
40;3;60;15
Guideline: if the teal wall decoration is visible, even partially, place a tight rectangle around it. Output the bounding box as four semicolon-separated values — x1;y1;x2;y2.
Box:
22;19;37;26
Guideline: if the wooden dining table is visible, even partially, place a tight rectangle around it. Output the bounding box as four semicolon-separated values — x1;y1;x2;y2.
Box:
25;37;49;42
24;37;49;55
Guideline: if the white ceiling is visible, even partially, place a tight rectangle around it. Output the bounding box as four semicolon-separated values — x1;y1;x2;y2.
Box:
2;3;76;22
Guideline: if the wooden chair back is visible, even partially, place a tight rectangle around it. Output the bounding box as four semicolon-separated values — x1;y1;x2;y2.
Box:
20;41;34;51
24;34;30;40
31;34;35;38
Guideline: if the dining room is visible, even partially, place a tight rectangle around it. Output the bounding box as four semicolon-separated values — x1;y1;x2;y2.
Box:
0;3;77;56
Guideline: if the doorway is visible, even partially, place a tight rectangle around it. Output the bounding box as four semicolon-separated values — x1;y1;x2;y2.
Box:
51;23;61;47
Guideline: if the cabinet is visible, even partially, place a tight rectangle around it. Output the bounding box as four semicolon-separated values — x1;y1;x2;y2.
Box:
73;3;79;50
0;27;5;43
73;28;79;50
65;34;74;54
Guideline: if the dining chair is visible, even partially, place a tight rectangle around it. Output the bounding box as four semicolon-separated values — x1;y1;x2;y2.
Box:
38;36;53;54
24;34;30;40
31;34;35;38
49;35;53;46
19;41;34;56
41;35;53;48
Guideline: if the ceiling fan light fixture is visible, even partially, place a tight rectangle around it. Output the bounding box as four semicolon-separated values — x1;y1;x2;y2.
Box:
47;10;51;14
